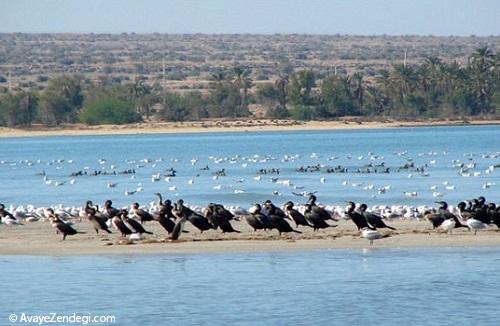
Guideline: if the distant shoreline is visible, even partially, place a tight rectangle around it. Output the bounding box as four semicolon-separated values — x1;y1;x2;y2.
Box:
1;119;499;138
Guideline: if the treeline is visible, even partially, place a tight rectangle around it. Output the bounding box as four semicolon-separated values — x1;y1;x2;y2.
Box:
0;48;498;126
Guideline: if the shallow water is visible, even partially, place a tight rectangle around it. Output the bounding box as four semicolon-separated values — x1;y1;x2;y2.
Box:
1;247;499;325
0;125;498;208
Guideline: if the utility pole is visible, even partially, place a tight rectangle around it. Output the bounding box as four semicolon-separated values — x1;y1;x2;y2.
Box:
8;70;12;91
403;50;407;68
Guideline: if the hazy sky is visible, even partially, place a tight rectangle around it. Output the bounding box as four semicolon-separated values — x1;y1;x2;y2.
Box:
1;0;499;35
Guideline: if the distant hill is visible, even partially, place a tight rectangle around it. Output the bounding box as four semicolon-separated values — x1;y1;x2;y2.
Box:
0;33;499;91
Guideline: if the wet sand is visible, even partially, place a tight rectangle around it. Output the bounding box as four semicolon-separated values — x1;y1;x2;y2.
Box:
1;119;499;138
1;219;499;255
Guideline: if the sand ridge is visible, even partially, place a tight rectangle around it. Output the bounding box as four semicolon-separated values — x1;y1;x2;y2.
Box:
1;119;499;138
1;219;499;255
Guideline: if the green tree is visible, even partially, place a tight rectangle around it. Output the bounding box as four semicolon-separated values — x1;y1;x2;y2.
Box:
39;75;83;125
79;97;141;125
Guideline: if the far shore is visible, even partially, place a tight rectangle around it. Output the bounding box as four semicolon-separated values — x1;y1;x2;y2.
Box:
1;118;499;138
1;219;500;256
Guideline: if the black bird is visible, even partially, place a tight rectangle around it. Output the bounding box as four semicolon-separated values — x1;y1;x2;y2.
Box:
0;203;16;220
308;195;337;221
103;200;120;219
176;199;213;233
427;201;467;229
266;204;301;236
131;202;154;224
153;194;175;234
345;201;375;231
359;204;396;230
47;209;85;240
303;204;334;231
87;210;112;234
264;200;287;219
283;201;313;228
205;203;241;233
112;210;133;237
170;204;187;241
488;204;500;228
470;198;491;224
245;203;273;231
123;214;153;235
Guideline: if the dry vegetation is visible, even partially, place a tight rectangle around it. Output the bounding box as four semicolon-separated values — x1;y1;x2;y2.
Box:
1;33;499;91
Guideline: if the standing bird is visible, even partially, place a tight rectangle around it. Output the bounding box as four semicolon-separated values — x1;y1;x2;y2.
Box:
170;203;187;241
153;194;176;234
283;201;313;228
361;228;387;245
245;203;273;231
103;200;120;219
87;209;112;234
426;201;459;229
359;204;396;230
47;209;85;240
345;201;375;231
176;199;213;233
123;213;153;235
308;195;337;221
112;210;133;237
131;202;154;224
0;203;15;219
205;203;241;233
266;204;301;236
487;204;500;228
303;204;334;231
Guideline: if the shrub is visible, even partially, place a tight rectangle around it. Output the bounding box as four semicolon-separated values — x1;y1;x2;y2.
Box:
80;97;141;125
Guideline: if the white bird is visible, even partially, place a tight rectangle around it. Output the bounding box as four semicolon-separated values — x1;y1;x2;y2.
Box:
362;228;386;245
440;219;456;233
466;218;489;235
69;179;76;185
253;176;262;181
169;186;177;191
320;177;326;184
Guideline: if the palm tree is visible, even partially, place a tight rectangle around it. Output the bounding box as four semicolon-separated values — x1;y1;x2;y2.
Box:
128;78;151;118
388;64;417;105
233;66;253;112
350;73;364;114
274;74;289;113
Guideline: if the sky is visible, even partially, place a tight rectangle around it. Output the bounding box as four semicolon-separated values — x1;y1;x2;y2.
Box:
0;0;499;36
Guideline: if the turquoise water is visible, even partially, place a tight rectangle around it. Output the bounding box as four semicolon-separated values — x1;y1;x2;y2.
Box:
0;125;499;208
1;247;499;325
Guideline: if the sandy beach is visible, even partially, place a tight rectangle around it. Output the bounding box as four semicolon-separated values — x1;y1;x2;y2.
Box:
1;119;499;138
1;218;499;255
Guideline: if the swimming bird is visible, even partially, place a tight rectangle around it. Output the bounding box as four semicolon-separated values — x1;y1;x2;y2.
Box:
358;204;396;230
345;201;375;231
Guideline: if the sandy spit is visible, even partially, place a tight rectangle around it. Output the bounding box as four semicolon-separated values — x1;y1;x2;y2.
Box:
1;119;499;138
1;219;499;256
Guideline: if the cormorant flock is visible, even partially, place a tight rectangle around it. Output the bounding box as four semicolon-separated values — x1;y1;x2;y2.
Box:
1;194;499;246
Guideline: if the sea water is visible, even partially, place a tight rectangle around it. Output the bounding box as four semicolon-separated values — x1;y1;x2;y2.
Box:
0;125;498;208
0;247;499;325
